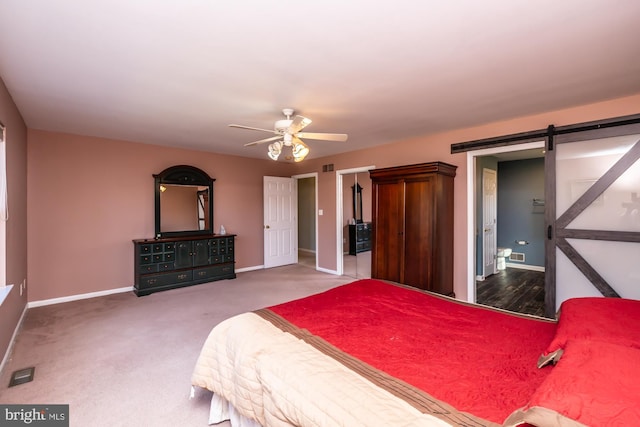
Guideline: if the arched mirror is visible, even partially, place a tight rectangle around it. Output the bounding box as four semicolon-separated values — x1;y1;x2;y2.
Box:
154;165;215;238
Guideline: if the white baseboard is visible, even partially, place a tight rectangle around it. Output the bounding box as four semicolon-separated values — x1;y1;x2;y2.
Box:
28;286;134;308
235;265;264;273
298;248;316;254
317;266;338;275
478;265;545;281
237;264;337;274
505;262;545;272
0;303;28;375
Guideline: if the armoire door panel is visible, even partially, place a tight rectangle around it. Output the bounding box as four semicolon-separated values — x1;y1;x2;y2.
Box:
403;179;434;289
372;181;404;282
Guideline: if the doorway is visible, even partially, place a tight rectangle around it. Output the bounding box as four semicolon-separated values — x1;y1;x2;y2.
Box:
467;141;546;315
294;173;318;270
336;166;375;278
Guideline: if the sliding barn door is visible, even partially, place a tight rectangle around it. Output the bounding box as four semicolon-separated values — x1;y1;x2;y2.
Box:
545;123;640;317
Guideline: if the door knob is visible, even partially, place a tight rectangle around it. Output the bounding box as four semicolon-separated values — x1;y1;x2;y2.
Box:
265;225;270;229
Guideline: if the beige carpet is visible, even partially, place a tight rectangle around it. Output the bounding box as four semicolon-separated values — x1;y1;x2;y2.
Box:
0;264;353;426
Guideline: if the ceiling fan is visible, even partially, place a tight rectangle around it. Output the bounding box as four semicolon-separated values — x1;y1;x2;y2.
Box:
229;108;348;162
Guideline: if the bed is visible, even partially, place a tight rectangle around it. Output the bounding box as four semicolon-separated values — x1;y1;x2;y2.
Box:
191;278;640;427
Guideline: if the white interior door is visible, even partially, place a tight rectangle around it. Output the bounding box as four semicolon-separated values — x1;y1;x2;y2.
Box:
482;168;497;277
263;176;297;268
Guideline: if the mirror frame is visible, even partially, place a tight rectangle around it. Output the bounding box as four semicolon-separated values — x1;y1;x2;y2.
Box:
154;165;215;238
352;182;363;223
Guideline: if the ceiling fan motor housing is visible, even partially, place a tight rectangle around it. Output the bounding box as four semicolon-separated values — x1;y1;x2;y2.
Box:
274;108;295;133
274;119;293;133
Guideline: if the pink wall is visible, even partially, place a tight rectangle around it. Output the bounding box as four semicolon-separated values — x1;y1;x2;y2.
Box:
0;76;28;362
22;93;640;305
27;131;295;302
293;93;640;300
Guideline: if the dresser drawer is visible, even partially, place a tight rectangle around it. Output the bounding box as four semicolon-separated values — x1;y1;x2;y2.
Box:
211;253;235;263
193;264;235;281
357;241;371;251
138;270;193;290
139;254;153;264
158;262;174;271
139;264;158;274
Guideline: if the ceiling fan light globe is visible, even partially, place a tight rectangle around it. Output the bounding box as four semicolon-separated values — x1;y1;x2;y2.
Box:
293;146;309;157
292;140;310;161
293;150;308;161
267;142;282;161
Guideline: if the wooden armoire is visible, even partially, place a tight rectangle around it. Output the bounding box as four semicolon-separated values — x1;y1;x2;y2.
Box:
369;162;457;296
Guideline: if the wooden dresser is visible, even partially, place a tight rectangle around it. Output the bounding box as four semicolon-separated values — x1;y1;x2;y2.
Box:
348;222;372;255
370;162;456;296
133;234;235;296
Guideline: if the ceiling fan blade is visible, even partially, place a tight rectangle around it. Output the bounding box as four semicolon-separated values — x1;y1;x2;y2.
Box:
229;124;277;134
244;135;282;147
287;115;313;134
296;132;348;142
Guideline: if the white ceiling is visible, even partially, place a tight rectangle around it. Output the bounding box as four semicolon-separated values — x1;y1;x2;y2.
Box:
1;1;639;161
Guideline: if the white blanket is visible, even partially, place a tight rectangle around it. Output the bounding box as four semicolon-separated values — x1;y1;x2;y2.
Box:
191;312;461;427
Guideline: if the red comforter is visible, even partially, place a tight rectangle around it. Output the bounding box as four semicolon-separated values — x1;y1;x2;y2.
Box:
268;279;556;424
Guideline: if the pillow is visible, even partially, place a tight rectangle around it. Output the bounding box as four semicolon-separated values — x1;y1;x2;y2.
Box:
506;340;640;427
538;297;640;367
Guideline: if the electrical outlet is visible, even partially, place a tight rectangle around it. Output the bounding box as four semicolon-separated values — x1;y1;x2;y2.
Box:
20;283;23;296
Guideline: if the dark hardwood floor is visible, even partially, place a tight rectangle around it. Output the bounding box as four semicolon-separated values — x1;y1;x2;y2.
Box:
476;268;547;318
